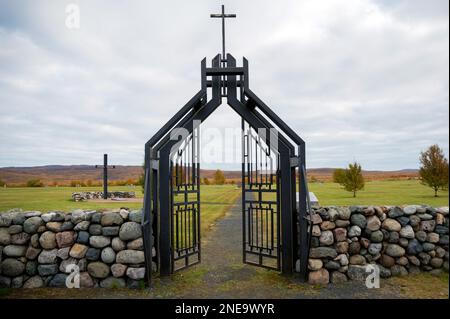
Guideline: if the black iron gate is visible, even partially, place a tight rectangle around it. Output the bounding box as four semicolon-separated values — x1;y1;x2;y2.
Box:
242;123;281;270
143;6;313;286
170;129;201;272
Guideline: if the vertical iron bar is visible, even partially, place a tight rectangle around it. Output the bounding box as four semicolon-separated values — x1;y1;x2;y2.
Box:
170;162;175;265
159;148;171;275
280;151;293;274
276;161;281;270
241;118;246;264
298;144;309;281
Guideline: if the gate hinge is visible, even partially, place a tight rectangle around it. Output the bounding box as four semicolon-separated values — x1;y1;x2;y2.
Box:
290;157;299;167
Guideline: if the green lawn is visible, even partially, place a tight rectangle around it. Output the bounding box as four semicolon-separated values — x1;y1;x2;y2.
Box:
0;185;241;236
309;180;449;207
0;186;144;212
0;181;447;214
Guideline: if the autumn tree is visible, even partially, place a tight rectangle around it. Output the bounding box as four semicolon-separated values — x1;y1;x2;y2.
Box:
26;179;44;187
419;144;449;197
203;177;210;185
332;168;346;184
0;178;5;187
335;162;365;197
137;162;145;193
213;169;225;185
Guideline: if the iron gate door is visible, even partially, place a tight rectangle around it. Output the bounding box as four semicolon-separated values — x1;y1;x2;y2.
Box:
242;124;281;270
170;129;201;272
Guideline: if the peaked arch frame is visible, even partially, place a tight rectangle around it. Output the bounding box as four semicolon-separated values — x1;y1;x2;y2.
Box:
142;54;313;285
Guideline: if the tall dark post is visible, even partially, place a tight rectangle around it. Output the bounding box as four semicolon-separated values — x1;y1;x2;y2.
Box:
103;154;108;199
95;154;115;200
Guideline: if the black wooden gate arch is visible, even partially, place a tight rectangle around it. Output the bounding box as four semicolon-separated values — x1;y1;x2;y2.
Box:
142;52;313;286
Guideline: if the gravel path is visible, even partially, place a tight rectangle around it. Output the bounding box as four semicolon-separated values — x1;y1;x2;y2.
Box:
166;196;402;298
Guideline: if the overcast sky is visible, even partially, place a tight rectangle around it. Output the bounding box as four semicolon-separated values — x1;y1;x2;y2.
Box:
0;0;448;170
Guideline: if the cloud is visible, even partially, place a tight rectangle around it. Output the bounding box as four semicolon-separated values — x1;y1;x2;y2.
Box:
0;0;448;170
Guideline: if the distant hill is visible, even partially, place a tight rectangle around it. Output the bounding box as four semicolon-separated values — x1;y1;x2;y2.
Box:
0;165;144;185
306;168;419;182
0;165;418;186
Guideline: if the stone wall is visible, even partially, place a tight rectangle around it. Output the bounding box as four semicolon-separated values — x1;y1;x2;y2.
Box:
0;209;155;288
72;192;136;202
1;205;448;289
298;205;449;284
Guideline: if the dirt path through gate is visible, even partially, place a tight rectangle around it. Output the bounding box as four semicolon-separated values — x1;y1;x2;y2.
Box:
3;197;448;299
155;196;442;299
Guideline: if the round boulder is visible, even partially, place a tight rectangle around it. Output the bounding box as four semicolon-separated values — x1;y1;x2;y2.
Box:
4;245;27;257
403;205;417;215
308;259;323;271
89;236;111;248
46;222;62;232
23;216;44;234
1;258;25;277
331;271;347;284
0;228;11;245
23;275;44;288
308;268;329;285
430;258;443;268
127;238;144;250
382;219;401;232
55;231;75;248
399;226;415;239
388;207;404;218
380;254;395;268
368;243;382;255
427;233;439;243
39;231;57;249
348;241;361;255
337;207;351;220
351;214;367;229
126;267;145;280
112;237;126;252
348;225;361;238
116;250;145;264
119;222;142;241
111;263;127;277
101;212;123;227
101;247;116;264
406;239;423;255
385;244;405;257
366;215;381;231
415;230;427;242
333;228;347;242
370;230;384;242
69;243;89;259
319;230;334;246
129;210;143;223
87;262;110;279
349;254;366;265
309;247;338;259
37;249;58;264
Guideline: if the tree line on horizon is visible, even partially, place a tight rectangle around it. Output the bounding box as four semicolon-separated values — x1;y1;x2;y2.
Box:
1;145;448;198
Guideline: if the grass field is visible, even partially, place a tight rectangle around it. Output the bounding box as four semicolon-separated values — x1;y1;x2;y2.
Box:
309;180;448;207
0;180;447;214
0;186;145;212
0;185;241;236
